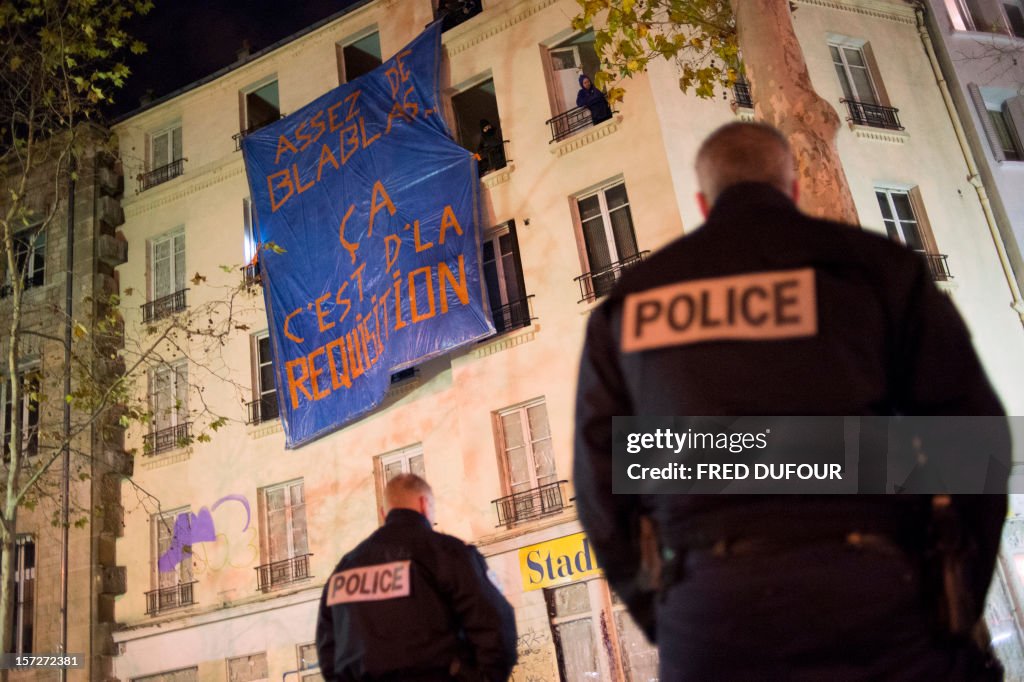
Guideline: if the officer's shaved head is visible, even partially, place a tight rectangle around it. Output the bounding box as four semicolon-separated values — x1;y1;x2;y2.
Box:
695;122;797;212
385;473;436;524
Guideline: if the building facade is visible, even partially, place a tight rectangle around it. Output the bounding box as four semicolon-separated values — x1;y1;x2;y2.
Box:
1;127;129;681
110;1;1024;680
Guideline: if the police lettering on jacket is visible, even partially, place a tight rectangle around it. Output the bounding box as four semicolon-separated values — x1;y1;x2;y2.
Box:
621;268;817;352
326;560;411;605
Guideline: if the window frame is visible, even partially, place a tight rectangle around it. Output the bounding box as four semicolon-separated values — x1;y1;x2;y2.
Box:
494;397;557;499
240;76;281;134
3;223;46;294
151;506;194;592
149;229;186;302
2;370;40;460
336;27;382;85
482;220;529;334
828;40;879;106
989;105;1024;161
226;652;269;682
149;122;183;171
260;479;309;565
11;535;35;655
149;359;189;436
573;179;640;300
251;331;279;424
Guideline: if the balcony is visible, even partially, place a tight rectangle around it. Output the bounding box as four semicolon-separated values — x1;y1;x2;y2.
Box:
145;582;196;615
256;553;312;590
575;251;650;303
547;106;610;144
247;394;279;425
233;114;285;151
138;158;185;192
492;480;570;527
242;262;261;288
436;0;483;31
840;99;903;131
144;422;191;456
916;251;952;282
477;141;510;176
142;289;188;322
733;80;753;109
491;295;535;334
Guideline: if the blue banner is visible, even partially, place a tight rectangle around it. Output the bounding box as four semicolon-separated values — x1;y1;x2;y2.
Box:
241;23;494;448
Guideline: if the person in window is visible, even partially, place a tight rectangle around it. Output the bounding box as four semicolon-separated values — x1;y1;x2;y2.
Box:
476;119;506;176
316;473;517;681
576;74;612;125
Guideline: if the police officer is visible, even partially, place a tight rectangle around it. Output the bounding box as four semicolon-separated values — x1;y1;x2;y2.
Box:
574;122;1009;680
315;473;517;681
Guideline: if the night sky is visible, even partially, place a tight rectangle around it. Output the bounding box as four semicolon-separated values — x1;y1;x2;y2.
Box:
108;0;364;118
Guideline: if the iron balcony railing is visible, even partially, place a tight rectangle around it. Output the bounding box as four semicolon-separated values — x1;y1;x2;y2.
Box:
141;288;188;322
256;553;313;590
145;582;196;615
575;251;650;303
493;480;570;527
144;422;191;456
247;394;280;425
916;251;952;282
477;142;510;176
840;99;904;131
233;114;286;150
547;106;603;143
733;80;753;109
492;295;534;334
139;158;185;191
242;262;261;287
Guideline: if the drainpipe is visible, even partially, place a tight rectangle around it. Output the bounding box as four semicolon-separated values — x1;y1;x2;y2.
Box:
913;2;1024;329
58;153;75;682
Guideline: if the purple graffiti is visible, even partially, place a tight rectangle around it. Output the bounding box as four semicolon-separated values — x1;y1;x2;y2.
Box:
158;494;251;572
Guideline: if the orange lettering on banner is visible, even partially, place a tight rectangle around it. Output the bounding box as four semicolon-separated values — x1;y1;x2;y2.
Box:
344;90;362;122
335;281;352;325
620;268;818;352
438;205;463;244
412;220;433;252
308;347;330;400
327;100;345;132
286;358;313;409
316;144;340;182
408;266;436;322
284;308;305;343
305;111;327;149
384;235;402;273
385;102;413;135
360;117;381;148
368;182;396;236
268;169;294;213
340;124;359;165
315;292;334;332
293;164;314;194
325;336;351;390
274;135;298;165
439;256;468;313
338;205;359;264
351;262;366;302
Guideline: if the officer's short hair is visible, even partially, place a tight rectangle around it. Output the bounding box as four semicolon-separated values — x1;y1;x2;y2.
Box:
385;473;433;506
695;122;794;205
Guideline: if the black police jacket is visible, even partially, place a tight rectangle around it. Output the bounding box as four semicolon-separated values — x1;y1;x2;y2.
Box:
574;182;1009;639
315;508;517;681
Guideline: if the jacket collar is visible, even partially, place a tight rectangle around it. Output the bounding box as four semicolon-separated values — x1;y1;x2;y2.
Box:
704;182;799;226
385;507;431;529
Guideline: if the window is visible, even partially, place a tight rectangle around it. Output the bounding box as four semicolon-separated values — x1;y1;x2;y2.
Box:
945;0;990;30
227;653;268;682
989;107;1023;160
2;226;46;297
829;40;901;130
544;579;658;681
147;360;189;454
482;221;530;333
249;333;279;425
830;43;877;106
10;537;34;655
875;187;951;281
379;445;426;486
494;399;563;525
259;480;310;589
132;667;198;682
297;642;319;671
545;32;606;141
451;77;507;175
575;181;640;301
150;125;182;171
971;85;1024;163
243;79;280;134
149;229;186;311
436;0;483;31
150;508;195;614
2;372;39;459
337;31;382;84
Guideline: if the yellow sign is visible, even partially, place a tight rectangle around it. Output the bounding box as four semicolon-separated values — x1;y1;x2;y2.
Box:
518;532;600;592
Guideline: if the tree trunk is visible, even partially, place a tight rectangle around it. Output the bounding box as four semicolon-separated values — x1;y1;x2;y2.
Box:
0;531;13;668
731;0;860;225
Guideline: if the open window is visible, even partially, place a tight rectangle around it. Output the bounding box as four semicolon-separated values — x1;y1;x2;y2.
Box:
875;186;951;282
544;32;606;142
482;220;531;333
968;84;1024;163
249;332;279;425
236;78;280;149
452;77;508;175
828;38;902;131
337;30;382;84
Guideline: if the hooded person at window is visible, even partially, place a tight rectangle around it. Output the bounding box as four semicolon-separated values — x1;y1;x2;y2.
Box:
576;74;612;125
476;119;506;176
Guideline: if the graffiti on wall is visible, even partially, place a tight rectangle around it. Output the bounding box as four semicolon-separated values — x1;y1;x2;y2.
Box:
159;494;252;572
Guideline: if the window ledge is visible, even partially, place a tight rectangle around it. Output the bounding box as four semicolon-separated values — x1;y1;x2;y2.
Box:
248;419;282;440
470;322;539;359
140;448;191;470
481;162;515;189
951;29;1024;47
936;280;960;295
385;377;421;400
475;508;578;549
733;105;755;122
849;124;908;144
549;115;623;158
